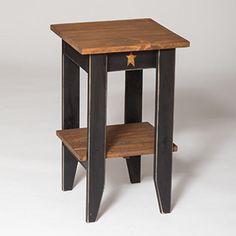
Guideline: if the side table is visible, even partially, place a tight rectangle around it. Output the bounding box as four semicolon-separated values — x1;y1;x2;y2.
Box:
51;18;190;222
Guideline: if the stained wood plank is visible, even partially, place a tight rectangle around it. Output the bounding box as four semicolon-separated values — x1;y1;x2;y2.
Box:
56;122;177;162
51;18;190;55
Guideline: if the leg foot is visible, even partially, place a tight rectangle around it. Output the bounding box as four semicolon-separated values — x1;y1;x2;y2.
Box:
62;145;78;191
126;156;141;183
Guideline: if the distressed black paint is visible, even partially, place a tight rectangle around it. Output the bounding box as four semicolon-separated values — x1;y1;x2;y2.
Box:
63;41;89;72
86;54;107;222
62;47;80;191
125;70;143;183
154;49;175;213
108;51;156;71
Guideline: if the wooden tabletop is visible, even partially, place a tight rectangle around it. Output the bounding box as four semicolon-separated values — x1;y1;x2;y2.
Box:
51;18;189;55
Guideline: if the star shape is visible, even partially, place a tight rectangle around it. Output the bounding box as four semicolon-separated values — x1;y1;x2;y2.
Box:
126;53;136;67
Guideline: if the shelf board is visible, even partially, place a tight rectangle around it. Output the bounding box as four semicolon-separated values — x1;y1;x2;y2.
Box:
56;122;177;162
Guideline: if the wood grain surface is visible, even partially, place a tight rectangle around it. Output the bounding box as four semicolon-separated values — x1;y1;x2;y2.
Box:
51;18;190;55
56;122;178;161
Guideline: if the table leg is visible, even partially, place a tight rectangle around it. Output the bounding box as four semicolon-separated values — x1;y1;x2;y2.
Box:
125;70;143;183
154;49;175;213
62;46;80;191
86;54;107;222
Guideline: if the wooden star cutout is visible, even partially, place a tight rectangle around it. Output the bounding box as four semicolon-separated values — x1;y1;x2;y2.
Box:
126;53;136;66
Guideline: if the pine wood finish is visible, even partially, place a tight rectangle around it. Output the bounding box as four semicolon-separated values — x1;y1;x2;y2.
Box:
57;122;177;162
51;18;189;55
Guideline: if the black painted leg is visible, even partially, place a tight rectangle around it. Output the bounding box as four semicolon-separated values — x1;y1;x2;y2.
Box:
62;145;79;191
125;70;143;183
86;55;107;222
154;49;175;213
62;42;80;191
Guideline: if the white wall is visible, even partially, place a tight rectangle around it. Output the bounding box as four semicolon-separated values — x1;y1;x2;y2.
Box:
1;0;235;75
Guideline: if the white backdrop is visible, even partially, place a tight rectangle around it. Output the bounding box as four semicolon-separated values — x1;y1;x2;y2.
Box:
1;0;236;75
0;0;236;235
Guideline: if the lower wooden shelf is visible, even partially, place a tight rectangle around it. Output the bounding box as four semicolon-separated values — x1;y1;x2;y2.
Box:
56;122;177;162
